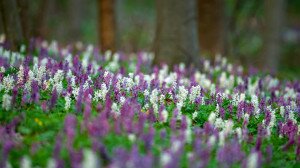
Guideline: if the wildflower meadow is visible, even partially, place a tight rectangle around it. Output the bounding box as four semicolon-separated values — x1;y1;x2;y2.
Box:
0;40;300;168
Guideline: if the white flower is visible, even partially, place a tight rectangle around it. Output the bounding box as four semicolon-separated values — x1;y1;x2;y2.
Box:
224;120;233;135
248;79;258;95
43;80;50;91
144;89;150;96
17;65;24;85
177;86;188;109
185;128;192;143
65;95;71;111
82;149;99;168
251;95;259;116
232;93;239;106
210;84;216;95
122;77;134;91
208;135;216;146
120;96;126;105
159;94;165;104
161;110;168;122
36;65;46;85
71;76;76;88
134;75;140;85
112;103;120;116
158;65;169;84
164;73;177;86
244;113;250;123
83;80;90;91
214;118;224;129
2;75;15;92
235;127;242;143
247;152;258;168
204;60;210;71
21;156;31;168
150;89;159;113
280;106;285;117
128;134;136;142
239;93;245;103
219;72;234;89
160;152;171;166
66;69;73;78
215;104;220;116
72;87;80;100
5;162;12;168
0;66;5;73
171;140;181;152
288;111;297;124
143;103;149;110
24;70;34;91
93;83;109;102
192;111;198;119
208;112;216;124
53;81;63;94
106;59;119;72
219;131;225;146
53;70;64;83
47;158;56;168
2;94;12;110
189;85;201;103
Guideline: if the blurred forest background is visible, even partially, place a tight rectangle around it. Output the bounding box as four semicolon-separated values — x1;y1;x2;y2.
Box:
0;0;300;78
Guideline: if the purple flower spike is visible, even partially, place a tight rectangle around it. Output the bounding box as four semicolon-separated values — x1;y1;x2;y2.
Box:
64;114;77;150
50;88;58;109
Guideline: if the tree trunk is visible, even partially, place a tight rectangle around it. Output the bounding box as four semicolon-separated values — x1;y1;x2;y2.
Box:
263;0;285;73
33;0;49;38
153;0;200;67
16;0;29;40
198;0;225;58
98;0;116;52
0;0;24;49
68;0;83;42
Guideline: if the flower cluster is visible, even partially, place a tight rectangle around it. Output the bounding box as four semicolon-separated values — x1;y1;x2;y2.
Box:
0;39;299;167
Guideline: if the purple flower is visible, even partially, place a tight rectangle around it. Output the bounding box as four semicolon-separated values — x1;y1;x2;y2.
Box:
217;140;245;167
64;114;77;150
49;88;58;109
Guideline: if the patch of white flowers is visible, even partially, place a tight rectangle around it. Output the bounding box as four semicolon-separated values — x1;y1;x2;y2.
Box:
51;70;64;94
195;72;212;89
189;85;201;103
82;149;99;168
106;53;120;72
161;109;168;123
219;72;234;89
1;75;15;93
160;152;171;167
111;103;120;116
2;93;12;110
246;152;258;168
150;89;159;114
64;95;71;111
251;95;260;117
93;83;109;102
177;86;188;110
17;65;24;85
21;156;31;168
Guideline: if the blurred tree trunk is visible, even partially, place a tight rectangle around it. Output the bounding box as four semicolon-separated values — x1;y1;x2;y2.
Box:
154;0;200;67
16;0;29;40
0;5;3;35
0;0;24;49
263;0;285;73
198;0;225;58
98;0;116;52
33;0;49;38
69;0;83;41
